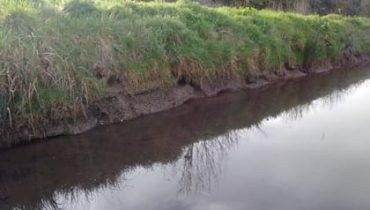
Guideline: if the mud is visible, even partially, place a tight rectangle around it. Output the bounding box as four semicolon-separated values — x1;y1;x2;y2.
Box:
1;53;370;149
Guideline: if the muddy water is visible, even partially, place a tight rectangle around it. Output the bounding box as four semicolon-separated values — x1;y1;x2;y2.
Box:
1;65;370;210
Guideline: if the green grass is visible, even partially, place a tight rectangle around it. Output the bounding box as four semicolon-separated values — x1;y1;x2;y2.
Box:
0;0;370;137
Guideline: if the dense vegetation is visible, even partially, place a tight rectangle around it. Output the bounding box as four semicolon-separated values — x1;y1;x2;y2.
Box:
0;0;370;141
224;0;370;16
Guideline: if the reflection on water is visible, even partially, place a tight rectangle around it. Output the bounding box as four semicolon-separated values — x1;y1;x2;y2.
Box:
178;133;239;195
1;65;370;210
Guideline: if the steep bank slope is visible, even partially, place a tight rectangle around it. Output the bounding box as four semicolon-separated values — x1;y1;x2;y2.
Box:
1;0;370;148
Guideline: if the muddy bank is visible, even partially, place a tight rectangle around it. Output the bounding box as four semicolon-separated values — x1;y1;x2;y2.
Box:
1;53;370;149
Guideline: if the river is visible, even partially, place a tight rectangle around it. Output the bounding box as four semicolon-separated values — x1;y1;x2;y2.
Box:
1;65;370;210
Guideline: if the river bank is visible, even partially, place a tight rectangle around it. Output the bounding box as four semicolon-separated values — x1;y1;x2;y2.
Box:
1;1;370;148
2;53;370;149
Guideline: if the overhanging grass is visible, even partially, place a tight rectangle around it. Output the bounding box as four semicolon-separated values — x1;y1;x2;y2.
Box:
0;0;370;136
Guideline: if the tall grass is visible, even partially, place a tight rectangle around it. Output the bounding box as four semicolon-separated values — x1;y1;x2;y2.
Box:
0;0;370;139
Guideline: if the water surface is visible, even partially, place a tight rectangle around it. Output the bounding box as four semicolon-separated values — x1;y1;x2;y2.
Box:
1;65;370;210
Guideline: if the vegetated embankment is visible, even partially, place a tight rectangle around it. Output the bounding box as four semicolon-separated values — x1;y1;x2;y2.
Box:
0;0;370;148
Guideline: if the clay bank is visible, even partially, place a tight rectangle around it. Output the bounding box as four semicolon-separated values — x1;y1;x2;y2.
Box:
0;0;370;148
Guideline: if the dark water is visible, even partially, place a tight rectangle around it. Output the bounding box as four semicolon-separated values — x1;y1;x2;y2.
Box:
1;65;370;210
